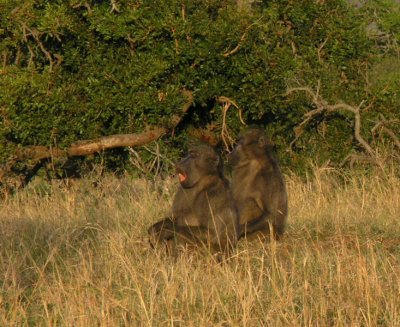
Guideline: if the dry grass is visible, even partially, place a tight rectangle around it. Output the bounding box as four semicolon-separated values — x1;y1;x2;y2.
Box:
0;168;399;326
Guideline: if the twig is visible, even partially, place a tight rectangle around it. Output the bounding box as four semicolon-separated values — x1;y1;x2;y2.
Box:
110;0;120;13
171;27;180;54
27;45;35;68
217;96;246;151
72;2;92;15
372;115;400;151
223;22;258;58
14;47;21;66
339;153;377;168
128;148;147;174
223;32;248;58
317;37;329;62
181;3;186;20
128;142;174;178
23;24;54;71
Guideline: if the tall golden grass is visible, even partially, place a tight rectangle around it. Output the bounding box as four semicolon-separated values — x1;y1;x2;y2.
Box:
0;167;399;326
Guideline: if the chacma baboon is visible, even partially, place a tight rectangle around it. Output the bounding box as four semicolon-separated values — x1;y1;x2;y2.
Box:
228;127;288;241
148;144;239;257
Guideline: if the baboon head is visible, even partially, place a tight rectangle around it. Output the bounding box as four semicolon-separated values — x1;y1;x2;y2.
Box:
228;127;272;166
175;144;220;188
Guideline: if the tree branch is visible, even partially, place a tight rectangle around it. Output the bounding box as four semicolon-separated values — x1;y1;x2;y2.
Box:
15;90;193;161
217;96;246;151
110;0;120;13
223;22;258;58
286;84;380;165
1;90;193;191
372;114;400;151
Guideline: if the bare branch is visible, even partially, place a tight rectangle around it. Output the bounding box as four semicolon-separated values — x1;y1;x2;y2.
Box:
372;115;400;151
223;22;258;58
217;96;246;151
317;38;329;62
7;89;193;163
286;84;378;162
340;153;377;168
110;0;120;13
223;32;248;58
27;44;35;68
72;2;93;15
22;24;54;71
181;3;186;20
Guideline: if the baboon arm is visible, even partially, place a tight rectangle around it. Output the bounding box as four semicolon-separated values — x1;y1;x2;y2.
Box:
150;218;213;244
148;217;175;241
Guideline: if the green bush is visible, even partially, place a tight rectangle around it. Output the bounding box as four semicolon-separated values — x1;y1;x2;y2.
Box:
0;0;398;176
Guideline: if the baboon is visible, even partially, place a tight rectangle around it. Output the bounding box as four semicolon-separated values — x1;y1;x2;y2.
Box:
148;144;239;257
228;127;288;241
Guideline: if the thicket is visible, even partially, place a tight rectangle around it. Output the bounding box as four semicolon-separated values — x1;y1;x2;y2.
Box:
0;0;399;188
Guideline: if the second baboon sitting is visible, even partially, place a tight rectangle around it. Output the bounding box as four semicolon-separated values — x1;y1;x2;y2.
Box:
148;144;239;257
228;127;288;241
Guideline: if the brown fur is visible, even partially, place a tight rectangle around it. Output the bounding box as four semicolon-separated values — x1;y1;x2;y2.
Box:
228;127;288;241
148;144;239;257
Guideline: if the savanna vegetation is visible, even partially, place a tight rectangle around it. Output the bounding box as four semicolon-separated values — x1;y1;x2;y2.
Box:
0;0;399;189
0;169;399;325
0;1;399;325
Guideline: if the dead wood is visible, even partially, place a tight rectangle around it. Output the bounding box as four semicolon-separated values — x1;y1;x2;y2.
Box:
15;89;193;162
0;89;193;190
16;128;168;161
286;84;393;168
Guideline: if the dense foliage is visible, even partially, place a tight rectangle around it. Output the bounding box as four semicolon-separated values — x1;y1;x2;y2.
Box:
0;0;399;176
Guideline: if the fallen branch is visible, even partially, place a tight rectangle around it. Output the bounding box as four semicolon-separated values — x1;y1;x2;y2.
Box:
1;90;193;190
15;89;193;162
15;129;168;161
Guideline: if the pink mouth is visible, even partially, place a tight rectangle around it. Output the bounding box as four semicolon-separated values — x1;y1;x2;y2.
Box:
178;173;187;183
